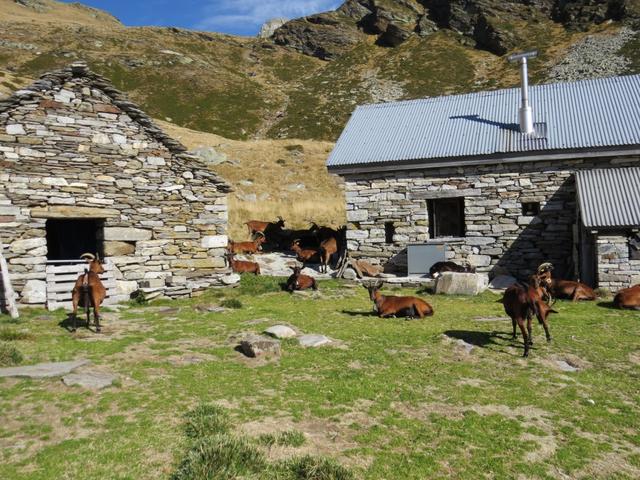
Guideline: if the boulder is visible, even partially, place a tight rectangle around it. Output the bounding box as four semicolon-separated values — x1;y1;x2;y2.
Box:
264;325;297;339
435;272;488;296
489;275;519;290
239;334;281;358
20;279;47;304
190;146;229;165
298;334;332;348
258;18;288;38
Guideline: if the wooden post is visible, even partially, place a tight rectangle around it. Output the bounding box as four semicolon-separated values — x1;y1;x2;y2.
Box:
0;240;19;319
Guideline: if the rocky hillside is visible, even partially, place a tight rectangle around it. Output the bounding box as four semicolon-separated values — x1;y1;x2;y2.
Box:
1;0;640;141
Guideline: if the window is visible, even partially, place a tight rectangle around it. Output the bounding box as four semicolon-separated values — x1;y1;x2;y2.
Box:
384;222;395;244
428;198;465;238
630;233;640;261
46;219;104;261
522;202;540;216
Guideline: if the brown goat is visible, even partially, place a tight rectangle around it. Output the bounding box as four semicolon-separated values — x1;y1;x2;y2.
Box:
613;284;640;310
503;276;557;357
245;216;285;237
290;240;321;264
225;252;260;275
536;262;595;302
227;234;266;254
286;266;317;292
365;282;433;319
71;253;106;332
319;226;346;273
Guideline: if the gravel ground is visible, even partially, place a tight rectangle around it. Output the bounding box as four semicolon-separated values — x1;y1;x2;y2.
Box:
547;27;637;83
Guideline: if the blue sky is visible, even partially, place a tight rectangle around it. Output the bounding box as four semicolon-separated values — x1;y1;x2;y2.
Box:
62;1;342;36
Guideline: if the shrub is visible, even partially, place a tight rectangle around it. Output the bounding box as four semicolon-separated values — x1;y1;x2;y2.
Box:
220;298;243;309
184;404;232;440
278;455;354;480
171;434;266;480
0;341;23;366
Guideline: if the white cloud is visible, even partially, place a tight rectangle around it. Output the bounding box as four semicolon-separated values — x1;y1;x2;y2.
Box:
196;0;342;33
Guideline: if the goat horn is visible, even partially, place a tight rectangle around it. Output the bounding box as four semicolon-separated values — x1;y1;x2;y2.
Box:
537;262;554;273
80;253;95;261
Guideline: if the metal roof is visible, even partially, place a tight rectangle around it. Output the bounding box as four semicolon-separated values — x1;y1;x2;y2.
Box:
327;74;640;169
576;167;640;228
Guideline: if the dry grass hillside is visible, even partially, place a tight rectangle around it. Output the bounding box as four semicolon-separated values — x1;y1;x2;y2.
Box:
157;121;344;241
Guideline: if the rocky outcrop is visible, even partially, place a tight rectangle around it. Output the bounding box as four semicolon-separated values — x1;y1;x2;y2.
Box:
258;18;288;39
273;0;640;60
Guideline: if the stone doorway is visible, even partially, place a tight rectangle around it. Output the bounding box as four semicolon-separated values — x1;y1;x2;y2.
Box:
45;219;105;261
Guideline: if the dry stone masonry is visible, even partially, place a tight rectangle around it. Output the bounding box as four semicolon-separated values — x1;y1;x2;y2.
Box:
343;155;640;285
0;62;233;306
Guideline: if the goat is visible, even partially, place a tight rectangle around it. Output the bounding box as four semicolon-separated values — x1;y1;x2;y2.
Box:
227;233;266;254
71;253;106;332
286;266;317;292
245;216;285;237
429;261;476;278
535;262;595;302
365;281;433;319
225;252;260;275
318;227;347;273
502;275;557;357
613;284;640;310
290;239;321;265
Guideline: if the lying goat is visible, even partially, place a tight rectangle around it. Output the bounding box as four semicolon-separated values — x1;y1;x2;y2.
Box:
290;239;321;265
71;253;106;332
429;261;475;278
227;233;265;255
613;284;640;310
286;266;317;292
225;252;260;275
536;262;595;302
365;282;433;319
503;276;557;357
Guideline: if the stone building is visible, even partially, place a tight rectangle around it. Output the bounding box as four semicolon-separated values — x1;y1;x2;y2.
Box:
0;62;232;308
327;74;640;289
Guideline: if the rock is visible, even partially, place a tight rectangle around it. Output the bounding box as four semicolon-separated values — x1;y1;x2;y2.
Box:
239;334;281;358
258;18;288;38
264;325;297;339
298;334;332;348
104;227;152;242
222;274;241;285
104;240;135;256
10;237;46;253
489;275;519;290
20;279;47;304
201;235;228;249
6;124;26;135
555;360;579;372
190;146;229;165
342;268;358;280
286;183;305;192
435;272;488;296
116;280;138;297
62;370;117;389
0;359;90;378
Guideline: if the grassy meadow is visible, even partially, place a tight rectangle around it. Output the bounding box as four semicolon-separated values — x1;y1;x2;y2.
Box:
1;276;639;479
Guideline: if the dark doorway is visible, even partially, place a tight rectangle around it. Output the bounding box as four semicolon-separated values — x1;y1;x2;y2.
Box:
46;219;104;261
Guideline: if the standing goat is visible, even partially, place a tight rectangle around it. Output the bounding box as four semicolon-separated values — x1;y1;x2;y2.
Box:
71;253;106;332
245;216;285;237
319;226;347;273
227;233;266;254
503;275;557;357
365;281;433;319
286;266;317;292
290;239;321;265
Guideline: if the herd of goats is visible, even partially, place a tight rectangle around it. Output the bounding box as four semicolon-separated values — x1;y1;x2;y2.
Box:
68;216;640;358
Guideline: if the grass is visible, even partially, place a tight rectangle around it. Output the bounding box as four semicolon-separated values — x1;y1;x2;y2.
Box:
0;342;23;366
0;278;639;478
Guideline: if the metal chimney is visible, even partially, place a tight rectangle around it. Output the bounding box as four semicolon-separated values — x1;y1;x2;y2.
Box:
508;50;538;135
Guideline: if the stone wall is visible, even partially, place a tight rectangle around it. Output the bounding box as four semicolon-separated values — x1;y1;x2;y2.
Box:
0;64;232;305
341;156;640;282
596;233;640;291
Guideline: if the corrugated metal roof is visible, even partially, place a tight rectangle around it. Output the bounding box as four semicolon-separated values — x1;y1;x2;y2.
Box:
327;74;640;168
576;167;640;228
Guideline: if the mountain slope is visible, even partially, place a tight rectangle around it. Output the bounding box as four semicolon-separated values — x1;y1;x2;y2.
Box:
1;0;640;142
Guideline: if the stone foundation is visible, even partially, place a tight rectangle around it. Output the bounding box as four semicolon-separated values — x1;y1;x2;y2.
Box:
596;233;640;291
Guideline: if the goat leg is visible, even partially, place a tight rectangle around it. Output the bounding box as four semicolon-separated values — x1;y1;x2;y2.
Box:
511;318;517;340
527;317;533;346
517;318;529;357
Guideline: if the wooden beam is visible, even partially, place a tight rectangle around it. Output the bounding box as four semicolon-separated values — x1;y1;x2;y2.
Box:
0;240;19;319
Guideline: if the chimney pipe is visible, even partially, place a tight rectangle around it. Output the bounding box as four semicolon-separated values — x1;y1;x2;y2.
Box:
508;50;538;135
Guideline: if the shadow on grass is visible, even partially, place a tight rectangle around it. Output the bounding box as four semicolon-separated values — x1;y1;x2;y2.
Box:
597;301;617;310
58;313;95;333
443;329;509;348
341;309;380;318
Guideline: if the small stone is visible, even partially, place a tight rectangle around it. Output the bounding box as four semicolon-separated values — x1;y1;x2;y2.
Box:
222;274;241;285
6;124;26;135
298;334;332;348
264;325;297;339
239;334;281;358
201;235;228;249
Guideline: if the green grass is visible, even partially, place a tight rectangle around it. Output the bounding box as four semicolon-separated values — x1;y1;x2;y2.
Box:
0;341;23;366
0;279;639;479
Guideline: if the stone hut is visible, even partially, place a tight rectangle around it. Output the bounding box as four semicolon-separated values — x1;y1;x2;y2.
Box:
327;74;640;290
0;62;232;308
